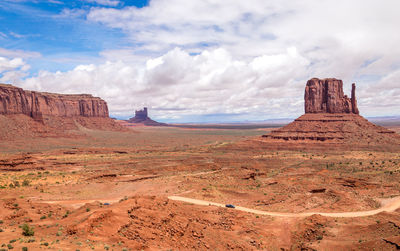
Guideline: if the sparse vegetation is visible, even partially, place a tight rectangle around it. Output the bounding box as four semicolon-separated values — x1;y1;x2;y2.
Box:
21;224;34;236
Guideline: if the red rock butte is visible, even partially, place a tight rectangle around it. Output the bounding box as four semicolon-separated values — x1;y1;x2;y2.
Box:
127;107;166;126
262;78;400;149
0;83;124;140
305;78;359;114
0;83;109;120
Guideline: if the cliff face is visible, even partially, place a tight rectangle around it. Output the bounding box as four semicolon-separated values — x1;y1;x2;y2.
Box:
0;84;109;119
263;78;400;149
304;78;359;114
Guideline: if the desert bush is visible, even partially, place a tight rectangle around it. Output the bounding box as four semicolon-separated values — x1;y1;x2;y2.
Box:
22;180;30;187
21;224;34;236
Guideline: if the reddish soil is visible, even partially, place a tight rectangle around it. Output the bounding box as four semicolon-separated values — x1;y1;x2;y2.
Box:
0;125;400;250
262;113;400;151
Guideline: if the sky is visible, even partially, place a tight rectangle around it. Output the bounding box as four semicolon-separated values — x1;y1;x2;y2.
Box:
0;0;399;122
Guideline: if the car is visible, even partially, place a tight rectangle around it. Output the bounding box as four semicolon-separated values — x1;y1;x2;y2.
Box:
225;204;235;208
103;203;110;206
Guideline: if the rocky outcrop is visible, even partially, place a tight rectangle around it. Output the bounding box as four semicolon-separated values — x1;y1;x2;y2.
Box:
130;107;148;122
0;84;109;119
262;78;400;149
128;107;166;126
304;78;359;114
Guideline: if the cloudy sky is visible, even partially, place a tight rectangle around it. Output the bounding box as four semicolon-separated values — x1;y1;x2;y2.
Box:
0;0;399;122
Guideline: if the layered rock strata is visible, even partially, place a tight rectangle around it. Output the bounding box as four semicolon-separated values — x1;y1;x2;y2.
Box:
304;78;359;114
0;84;125;140
263;78;400;148
0;84;109;120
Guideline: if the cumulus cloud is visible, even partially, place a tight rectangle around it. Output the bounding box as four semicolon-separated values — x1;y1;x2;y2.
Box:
84;0;400;119
87;0;400;69
0;56;30;83
358;70;400;115
22;47;309;121
6;0;400;121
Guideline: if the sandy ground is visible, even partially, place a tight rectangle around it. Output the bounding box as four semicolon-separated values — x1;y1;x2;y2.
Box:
168;195;400;218
0;126;400;250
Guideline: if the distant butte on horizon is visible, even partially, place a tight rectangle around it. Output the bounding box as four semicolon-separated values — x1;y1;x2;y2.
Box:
127;107;166;126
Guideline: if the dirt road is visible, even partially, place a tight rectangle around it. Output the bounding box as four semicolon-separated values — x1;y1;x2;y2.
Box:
168;195;400;218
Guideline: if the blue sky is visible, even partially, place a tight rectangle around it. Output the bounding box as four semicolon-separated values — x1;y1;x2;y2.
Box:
0;0;400;122
0;0;147;73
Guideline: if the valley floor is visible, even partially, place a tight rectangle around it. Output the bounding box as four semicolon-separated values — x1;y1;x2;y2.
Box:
0;126;400;250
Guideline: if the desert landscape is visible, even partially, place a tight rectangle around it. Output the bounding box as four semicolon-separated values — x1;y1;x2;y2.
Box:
1;1;400;250
0;79;400;250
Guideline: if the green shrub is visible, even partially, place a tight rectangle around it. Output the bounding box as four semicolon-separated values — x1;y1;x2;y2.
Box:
21;224;34;236
22;247;28;251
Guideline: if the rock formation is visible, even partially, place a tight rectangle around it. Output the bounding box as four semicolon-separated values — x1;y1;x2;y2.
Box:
0;83;124;140
304;78;359;114
262;78;400;149
0;84;108;120
128;107;166;126
131;107;148;122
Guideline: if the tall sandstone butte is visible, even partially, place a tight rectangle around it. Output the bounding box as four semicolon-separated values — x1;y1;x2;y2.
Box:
0;84;109;120
304;78;359;114
262;78;400;149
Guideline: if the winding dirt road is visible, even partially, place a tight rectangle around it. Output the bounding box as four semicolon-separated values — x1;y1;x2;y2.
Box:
168;195;400;218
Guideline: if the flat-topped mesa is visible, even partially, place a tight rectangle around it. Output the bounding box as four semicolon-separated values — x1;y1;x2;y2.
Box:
0;84;109;119
304;78;359;114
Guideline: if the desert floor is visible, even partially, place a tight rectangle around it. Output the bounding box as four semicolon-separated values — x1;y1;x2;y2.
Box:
0;126;400;250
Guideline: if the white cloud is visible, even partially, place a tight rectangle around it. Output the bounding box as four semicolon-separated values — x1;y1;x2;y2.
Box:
0;32;8;39
21;47;309;121
84;0;400;119
1;0;398;121
0;48;41;59
0;56;30;83
56;8;87;18
85;0;120;7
